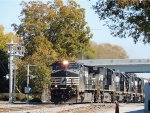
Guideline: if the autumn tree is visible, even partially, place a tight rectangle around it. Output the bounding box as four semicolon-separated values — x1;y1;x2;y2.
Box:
93;0;150;43
95;43;128;59
13;0;92;59
84;41;128;59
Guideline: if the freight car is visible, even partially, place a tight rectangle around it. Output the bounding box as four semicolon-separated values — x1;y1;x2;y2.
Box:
50;60;145;104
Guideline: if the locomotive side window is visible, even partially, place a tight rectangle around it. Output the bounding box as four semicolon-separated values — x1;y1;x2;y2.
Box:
52;62;80;71
68;63;80;70
52;63;65;70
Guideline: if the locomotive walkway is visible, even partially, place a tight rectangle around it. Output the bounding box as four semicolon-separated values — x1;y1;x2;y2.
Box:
77;59;150;73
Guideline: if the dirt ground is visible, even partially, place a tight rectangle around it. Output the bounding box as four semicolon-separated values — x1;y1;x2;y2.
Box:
0;102;144;113
59;104;114;113
0;102;114;113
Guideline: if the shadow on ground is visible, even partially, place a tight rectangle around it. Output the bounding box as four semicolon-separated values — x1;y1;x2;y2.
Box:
125;109;144;113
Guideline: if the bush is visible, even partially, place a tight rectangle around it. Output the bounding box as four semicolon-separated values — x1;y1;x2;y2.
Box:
16;93;26;101
0;93;9;101
30;98;41;102
0;93;27;101
0;93;43;102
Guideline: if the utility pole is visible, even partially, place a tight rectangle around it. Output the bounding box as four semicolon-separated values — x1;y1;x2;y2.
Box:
7;37;17;104
7;37;25;104
27;64;30;88
13;59;17;102
26;64;30;104
25;64;36;104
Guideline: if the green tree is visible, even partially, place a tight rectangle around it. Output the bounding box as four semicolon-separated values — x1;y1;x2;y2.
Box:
16;37;57;101
13;0;92;59
93;0;150;43
82;41;97;59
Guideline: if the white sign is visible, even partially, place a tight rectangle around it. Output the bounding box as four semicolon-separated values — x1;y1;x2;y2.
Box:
24;87;31;94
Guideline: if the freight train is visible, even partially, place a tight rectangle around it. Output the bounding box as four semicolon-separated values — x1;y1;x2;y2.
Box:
50;60;148;104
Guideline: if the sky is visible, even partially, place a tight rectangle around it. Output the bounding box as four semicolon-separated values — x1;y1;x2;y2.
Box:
1;0;150;59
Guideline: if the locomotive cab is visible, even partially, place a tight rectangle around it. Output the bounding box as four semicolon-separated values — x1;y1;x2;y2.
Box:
51;60;81;103
51;60;80;88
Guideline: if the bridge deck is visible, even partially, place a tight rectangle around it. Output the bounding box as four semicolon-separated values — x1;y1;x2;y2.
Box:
76;59;150;73
77;59;150;66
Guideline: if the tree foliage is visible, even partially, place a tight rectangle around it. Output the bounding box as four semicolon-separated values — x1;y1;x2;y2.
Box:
13;0;92;59
95;43;128;59
84;41;128;59
93;0;150;43
83;42;97;59
0;25;20;52
0;25;20;93
16;37;57;101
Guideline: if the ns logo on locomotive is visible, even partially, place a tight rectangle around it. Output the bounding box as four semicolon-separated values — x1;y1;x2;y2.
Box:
50;60;147;104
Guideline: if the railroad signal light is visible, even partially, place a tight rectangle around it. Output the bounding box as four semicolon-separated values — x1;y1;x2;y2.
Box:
5;74;9;79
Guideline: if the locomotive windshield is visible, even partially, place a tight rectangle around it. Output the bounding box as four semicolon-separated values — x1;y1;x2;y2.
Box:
52;61;80;71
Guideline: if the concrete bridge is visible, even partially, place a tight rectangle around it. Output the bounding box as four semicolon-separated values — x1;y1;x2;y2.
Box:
77;59;150;73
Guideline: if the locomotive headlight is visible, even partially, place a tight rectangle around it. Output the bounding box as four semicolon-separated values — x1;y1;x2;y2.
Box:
63;60;69;65
115;76;120;82
55;85;58;88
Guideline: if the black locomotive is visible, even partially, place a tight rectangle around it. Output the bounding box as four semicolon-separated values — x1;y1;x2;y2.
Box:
51;60;146;104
